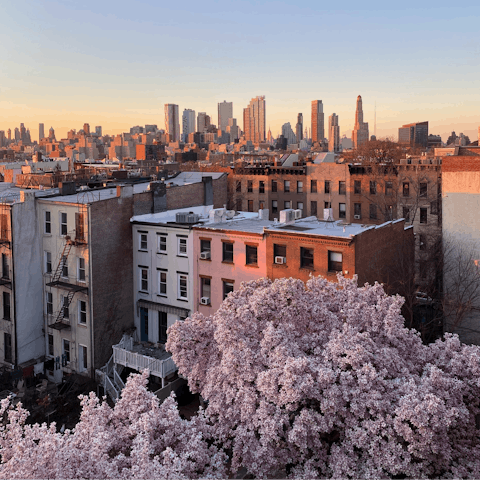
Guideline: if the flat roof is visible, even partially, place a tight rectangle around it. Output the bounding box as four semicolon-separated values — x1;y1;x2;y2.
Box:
131;205;215;225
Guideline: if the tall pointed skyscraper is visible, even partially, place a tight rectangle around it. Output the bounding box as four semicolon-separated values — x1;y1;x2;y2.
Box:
295;113;303;143
352;95;369;148
311;100;324;144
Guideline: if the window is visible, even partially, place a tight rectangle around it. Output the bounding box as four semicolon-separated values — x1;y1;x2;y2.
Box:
328;251;343;272
385;205;394;221
0;215;7;240
222;242;233;262
300;247;314;269
385;182;393;196
45;211;51;234
370;181;376;195
430;200;439;215
354;203;361;218
139;232;148;251
369;204;377;219
177;237;187;256
3;292;10;320
420;207;428;224
272;200;278;214
246;245;258;265
339;203;346;219
297;202;304;212
247;180;253;193
158;312;168;343
274;244;286;259
339;181;346;195
248;200;254;212
60;212;67;236
284;180;290;193
200;239;211;255
297;181;303;193
201;277;211;300
223;281;234;300
324;181;330;194
311;180;317;193
236;181;241;193
354;181;361;195
78;257;86;282
1;254;8;279
403;206;410;222
139;268;148;292
311;201;317;216
63;339;70;364
419;234;427;251
158;270;167;295
236;198;242;211
271;180;277;193
61;295;69;319
48;334;54;356
75;213;85;241
259;201;265;210
78;300;87;325
259;181;265;194
158;235;167;253
324;201;331;209
420;183;428;197
284;201;291;209
79;345;87;371
178;274;188;299
46;292;53;315
403;182;410;197
45;251;52;274
61;256;68;278
4;333;12;363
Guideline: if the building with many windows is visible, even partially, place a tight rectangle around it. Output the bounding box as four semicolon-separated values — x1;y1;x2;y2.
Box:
311;100;325;144
164;104;180;143
398;121;429;149
243;96;266;144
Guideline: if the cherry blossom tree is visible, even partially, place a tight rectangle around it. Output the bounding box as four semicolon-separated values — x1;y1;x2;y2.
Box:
0;371;227;479
167;275;480;479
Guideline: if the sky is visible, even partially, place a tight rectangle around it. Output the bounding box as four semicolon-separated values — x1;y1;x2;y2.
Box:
0;0;479;142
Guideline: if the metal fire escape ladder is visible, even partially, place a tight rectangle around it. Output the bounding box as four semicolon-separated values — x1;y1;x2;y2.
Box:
51;237;73;284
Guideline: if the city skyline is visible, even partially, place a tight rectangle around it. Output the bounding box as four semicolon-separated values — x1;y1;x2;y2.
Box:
0;0;479;141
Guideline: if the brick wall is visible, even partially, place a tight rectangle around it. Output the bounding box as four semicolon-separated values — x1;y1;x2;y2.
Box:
442;156;480;172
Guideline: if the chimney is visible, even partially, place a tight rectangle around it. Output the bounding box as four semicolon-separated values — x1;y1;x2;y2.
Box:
116;184;133;198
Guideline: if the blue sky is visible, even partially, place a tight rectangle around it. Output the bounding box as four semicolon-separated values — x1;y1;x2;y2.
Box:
1;0;479;141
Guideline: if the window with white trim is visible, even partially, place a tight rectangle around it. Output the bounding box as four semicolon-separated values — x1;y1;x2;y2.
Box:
178;274;188;300
77;257;86;282
79;345;87;372
158;235;167;253
178;237;187;256
139;232;148;251
45;211;51;234
60;212;67;236
158;271;167;296
45;251;52;274
46;292;53;315
60;294;69;319
78;300;87;325
139;267;148;292
62;339;70;364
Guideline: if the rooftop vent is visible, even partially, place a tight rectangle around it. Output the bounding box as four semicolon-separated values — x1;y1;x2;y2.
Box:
176;212;200;224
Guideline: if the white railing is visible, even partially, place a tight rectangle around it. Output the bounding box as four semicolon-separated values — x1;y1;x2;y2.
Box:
112;344;176;379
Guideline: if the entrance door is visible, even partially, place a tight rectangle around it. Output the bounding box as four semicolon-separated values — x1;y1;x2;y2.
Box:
140;307;149;342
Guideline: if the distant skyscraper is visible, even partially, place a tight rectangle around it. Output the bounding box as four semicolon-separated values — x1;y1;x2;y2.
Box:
197;112;210;133
296;113;303;143
281;122;296;145
95;126;102;136
14;128;20;142
182;109;196;141
218;101;233;132
7;129;11;141
226;118;240;142
328;113;340;152
164;104;180;142
398;121;428;148
311;100;324;144
352;95;369;148
0;131;4;147
83;123;90;135
39;123;45;142
49;126;55;140
243;96;266;143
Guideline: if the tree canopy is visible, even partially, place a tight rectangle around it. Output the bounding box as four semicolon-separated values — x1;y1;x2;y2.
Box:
167;276;480;478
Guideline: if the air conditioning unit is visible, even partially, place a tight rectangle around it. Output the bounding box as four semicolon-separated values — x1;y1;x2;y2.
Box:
279;209;295;224
294;209;302;219
354;214;361;220
200;297;210;305
200;251;211;260
275;256;286;265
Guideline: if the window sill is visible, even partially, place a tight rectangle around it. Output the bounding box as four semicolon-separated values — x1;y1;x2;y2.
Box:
177;255;188;258
157;294;168;298
199;303;212;307
138;290;149;295
245;263;259;268
138;250;148;253
273;263;288;268
177;298;189;303
78;323;87;327
157;251;168;255
199;258;211;261
300;267;314;271
222;261;234;265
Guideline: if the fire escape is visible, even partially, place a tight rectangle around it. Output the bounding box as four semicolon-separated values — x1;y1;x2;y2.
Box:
0;211;12;289
46;230;88;330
